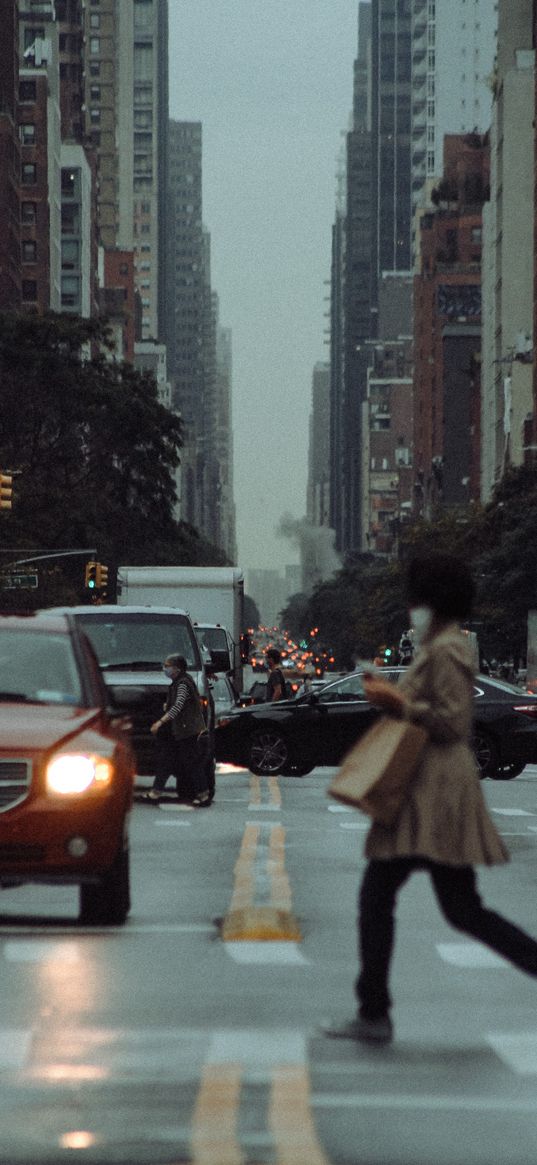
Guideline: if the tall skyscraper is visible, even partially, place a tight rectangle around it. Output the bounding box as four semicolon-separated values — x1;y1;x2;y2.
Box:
117;0;169;341
371;0;413;285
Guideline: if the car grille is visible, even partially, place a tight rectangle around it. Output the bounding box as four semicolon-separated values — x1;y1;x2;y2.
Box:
0;759;32;810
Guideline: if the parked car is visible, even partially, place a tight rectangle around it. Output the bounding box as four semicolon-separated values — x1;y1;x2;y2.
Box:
43;605;213;775
0;612;135;924
215;668;537;779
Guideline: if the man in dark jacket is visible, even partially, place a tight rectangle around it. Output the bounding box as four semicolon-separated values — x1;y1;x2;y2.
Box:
143;654;211;806
265;648;288;701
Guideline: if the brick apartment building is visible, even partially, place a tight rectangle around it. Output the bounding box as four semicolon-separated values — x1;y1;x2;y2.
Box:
413;133;489;513
0;0;21;310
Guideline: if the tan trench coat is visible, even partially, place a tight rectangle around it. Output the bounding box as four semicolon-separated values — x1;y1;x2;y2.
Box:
365;624;509;867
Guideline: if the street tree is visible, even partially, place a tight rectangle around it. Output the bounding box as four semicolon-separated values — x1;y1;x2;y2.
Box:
0;312;227;603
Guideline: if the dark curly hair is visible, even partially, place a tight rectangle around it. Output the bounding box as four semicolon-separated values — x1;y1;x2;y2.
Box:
404;552;474;621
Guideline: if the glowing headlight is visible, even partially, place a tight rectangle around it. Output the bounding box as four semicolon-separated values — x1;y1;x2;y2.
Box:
46;754;114;795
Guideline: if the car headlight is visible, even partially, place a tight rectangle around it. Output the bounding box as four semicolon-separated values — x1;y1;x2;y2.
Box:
46;754;114;795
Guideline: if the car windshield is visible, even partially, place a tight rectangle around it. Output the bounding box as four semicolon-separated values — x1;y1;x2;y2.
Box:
0;630;82;705
72;613;200;670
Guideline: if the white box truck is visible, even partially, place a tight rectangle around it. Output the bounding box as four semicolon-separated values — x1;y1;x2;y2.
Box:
117;566;245;689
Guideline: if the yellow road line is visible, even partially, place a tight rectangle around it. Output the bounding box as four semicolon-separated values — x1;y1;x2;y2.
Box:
190;1063;244;1165
249;774;261;805
221;815;302;941
269;1065;330;1165
268;776;281;807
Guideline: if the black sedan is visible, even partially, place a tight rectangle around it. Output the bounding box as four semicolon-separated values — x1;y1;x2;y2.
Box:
214;670;537;780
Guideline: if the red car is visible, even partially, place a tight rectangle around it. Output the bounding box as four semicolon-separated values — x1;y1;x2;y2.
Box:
0;612;135;925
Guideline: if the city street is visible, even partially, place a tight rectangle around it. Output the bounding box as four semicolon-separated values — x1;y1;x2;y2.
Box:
2;765;537;1164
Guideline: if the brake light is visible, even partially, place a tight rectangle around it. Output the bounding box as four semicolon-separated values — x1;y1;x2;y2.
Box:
513;705;537;718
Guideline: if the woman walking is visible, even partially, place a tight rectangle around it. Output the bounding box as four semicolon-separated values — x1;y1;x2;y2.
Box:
327;552;537;1045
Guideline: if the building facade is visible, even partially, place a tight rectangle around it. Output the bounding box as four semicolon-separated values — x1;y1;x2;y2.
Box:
414;133;488;512
481;0;534;498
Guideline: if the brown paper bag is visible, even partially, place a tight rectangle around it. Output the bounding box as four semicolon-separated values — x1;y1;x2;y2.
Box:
328;716;427;825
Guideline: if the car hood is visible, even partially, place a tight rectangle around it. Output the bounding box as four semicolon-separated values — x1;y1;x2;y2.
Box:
0;703;99;752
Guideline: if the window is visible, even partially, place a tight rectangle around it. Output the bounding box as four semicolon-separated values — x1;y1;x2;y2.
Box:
90;61;101;76
19;80;37;102
61;204;79;234
90;37;100;53
22;280;38;302
21;163;37;185
90;84;101;100
61;275;80;306
62;239;79;269
134;0;153;30
90;12;100;27
21;202;37;225
61;169;77;195
19;123;36;146
90;108;100;123
22;240;37;263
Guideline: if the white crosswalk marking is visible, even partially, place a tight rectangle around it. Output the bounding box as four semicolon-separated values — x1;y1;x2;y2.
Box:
487;1031;537;1074
225;941;308;964
436;942;507;968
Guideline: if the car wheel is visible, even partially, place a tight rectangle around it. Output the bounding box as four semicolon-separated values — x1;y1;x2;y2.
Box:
488;762;525;781
472;730;499;779
249;731;289;775
79;846;131;926
281;762;314;777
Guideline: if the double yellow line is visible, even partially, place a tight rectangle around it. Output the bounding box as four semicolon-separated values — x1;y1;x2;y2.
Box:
191;1063;329;1165
221;775;302;941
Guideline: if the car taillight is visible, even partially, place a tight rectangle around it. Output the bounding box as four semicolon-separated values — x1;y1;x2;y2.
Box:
513;705;537;719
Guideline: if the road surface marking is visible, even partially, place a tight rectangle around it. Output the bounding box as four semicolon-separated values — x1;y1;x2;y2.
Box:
248;774;282;812
155;819;192;827
225;942;307;964
436;942;507;968
222;822;301;941
491;808;535;816
487;1031;537;1074
190;1062;243;1165
327;804;352;813
209;1030;306;1066
270;1065;330;1165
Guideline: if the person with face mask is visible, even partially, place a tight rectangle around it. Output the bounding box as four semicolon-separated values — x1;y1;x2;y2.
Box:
142;654;211;806
325;552;537;1046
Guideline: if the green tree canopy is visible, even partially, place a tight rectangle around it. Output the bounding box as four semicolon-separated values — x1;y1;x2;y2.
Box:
0;311;227;604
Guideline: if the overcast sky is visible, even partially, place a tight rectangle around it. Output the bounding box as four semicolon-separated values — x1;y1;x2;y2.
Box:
168;1;361;573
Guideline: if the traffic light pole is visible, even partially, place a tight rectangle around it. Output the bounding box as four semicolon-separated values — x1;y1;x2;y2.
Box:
0;549;98;570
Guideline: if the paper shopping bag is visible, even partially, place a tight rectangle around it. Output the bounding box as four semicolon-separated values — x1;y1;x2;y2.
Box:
328;716;427;826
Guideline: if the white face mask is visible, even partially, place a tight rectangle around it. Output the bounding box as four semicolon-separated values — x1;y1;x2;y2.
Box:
409;606;433;643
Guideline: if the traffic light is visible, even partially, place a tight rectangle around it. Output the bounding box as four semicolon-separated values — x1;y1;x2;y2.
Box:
95;562;108;592
0;473;13;510
85;561;98;590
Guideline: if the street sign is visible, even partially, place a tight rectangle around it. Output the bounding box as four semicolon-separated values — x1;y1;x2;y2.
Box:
1;573;38;589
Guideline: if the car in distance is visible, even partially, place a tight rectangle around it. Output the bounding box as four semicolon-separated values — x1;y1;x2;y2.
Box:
43;605;212;775
0;612;135;925
215;669;537;779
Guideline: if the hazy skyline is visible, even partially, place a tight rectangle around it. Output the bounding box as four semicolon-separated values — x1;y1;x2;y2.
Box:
168;1;362;573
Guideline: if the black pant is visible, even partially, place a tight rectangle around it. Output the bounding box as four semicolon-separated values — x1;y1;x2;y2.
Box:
356;857;537;1019
153;729;208;798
